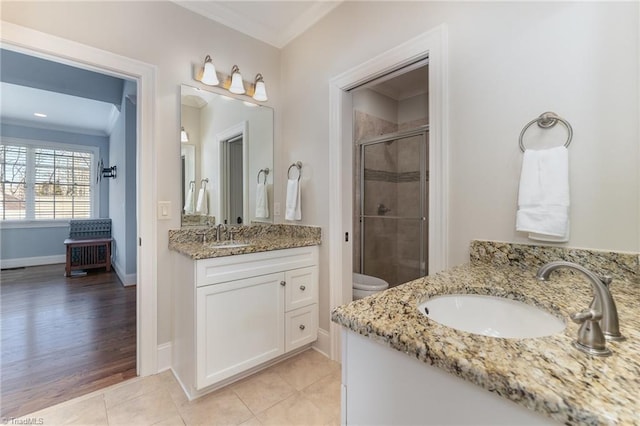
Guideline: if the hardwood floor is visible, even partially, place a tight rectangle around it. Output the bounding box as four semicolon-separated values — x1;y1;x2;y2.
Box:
1;264;136;418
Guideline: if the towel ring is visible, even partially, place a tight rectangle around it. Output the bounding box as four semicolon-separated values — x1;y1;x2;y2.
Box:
518;112;573;152
288;161;302;181
257;168;270;184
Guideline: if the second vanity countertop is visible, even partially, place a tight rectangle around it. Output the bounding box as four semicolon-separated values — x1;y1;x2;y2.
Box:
331;243;640;425
168;224;321;260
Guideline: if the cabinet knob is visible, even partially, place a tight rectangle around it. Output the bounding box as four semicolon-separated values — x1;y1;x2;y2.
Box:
299;285;306;291
280;281;286;286
299;324;306;330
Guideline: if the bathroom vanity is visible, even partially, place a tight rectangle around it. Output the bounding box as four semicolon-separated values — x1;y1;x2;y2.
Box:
170;225;321;400
332;241;640;425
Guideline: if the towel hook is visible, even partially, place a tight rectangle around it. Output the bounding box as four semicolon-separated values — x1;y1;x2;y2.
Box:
519;112;573;152
189;180;196;190
257;168;270;184
287;161;302;181
200;178;209;188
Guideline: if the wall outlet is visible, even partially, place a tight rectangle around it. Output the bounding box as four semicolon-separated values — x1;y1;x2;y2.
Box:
157;201;171;220
274;202;281;216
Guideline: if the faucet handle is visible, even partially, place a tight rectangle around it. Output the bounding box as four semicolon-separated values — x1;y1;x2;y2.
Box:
570;309;611;357
601;275;613;287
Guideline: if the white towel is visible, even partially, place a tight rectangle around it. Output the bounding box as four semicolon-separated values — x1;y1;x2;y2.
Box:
184;186;195;214
516;146;570;241
255;182;269;219
196;188;208;215
285;178;301;221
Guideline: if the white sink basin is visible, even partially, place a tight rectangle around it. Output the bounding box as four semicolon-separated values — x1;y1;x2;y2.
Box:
208;241;252;249
418;294;565;339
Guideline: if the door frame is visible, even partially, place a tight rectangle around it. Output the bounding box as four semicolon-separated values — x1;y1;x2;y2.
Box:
328;25;449;361
1;21;158;376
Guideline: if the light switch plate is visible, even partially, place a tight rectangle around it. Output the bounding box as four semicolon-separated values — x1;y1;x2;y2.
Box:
157;201;171;220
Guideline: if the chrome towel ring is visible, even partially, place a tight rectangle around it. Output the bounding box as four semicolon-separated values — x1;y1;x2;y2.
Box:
519;112;573;152
288;161;302;181
257;168;270;184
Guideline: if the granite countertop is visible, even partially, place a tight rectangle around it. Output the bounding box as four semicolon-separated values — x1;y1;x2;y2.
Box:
168;224;321;260
332;244;640;425
169;236;320;259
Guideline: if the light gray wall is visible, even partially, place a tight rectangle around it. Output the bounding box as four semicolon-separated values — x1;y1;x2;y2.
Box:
108;81;137;281
0;48;124;107
0;123;110;260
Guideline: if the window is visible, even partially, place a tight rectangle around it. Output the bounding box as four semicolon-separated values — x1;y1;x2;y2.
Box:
0;141;97;221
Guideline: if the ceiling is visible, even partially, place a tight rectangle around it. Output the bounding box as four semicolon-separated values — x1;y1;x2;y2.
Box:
1;82;120;136
0;48;126;137
173;1;343;48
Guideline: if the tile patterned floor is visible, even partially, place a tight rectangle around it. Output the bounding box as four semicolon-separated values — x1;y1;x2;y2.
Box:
13;349;341;426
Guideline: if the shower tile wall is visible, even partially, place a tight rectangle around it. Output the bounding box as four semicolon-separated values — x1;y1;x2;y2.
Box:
353;110;398;283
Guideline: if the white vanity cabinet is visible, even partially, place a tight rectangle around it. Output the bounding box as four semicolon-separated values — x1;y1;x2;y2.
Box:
172;245;319;399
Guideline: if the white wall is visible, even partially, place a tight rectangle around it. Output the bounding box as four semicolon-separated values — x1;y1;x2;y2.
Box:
281;1;639;331
1;0;281;346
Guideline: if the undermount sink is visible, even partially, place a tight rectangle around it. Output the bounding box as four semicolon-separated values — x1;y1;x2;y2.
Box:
207;241;252;249
418;294;565;339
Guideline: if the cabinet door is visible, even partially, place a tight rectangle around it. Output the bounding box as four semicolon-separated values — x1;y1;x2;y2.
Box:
284;266;318;311
196;272;285;389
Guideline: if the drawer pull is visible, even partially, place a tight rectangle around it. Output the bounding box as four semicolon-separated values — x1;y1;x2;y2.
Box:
280;281;286;286
299;324;306;330
299;285;306;291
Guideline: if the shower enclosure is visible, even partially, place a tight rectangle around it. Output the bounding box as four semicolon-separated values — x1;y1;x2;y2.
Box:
357;126;429;287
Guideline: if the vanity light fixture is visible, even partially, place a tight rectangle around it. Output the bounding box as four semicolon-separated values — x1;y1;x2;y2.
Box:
229;65;245;94
252;73;268;102
181;127;189;143
200;55;219;86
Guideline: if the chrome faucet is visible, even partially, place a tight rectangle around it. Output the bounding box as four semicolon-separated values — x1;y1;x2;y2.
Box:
215;223;226;242
536;261;625;356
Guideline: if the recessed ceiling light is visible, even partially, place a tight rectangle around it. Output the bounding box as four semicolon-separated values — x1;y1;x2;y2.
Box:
34;112;47;118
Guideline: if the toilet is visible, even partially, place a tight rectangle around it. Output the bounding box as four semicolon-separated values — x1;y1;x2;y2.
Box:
352;272;389;300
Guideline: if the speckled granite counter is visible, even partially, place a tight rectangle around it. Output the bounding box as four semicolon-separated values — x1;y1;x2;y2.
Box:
332;241;640;425
169;224;321;259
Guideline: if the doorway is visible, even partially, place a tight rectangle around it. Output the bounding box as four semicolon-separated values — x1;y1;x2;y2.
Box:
222;134;244;225
328;26;449;361
1;20;157;413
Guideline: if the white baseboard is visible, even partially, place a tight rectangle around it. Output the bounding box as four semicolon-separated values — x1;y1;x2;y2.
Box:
157;342;172;373
113;262;137;286
0;255;65;269
312;328;331;358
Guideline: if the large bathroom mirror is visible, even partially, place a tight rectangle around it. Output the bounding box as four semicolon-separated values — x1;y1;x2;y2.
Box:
180;84;274;226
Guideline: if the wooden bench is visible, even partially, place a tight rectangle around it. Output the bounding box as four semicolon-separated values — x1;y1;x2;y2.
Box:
64;219;112;277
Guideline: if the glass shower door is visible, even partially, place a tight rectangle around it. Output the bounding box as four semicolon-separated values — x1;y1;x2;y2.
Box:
360;129;428;287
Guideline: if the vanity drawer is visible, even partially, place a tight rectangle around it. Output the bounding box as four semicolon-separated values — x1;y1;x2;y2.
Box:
285;304;318;351
284;266;318;311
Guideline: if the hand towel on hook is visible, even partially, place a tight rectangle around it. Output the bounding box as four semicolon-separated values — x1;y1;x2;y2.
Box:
255;182;269;219
516;146;570;241
196;188;208;215
285;178;301;221
184;185;195;214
